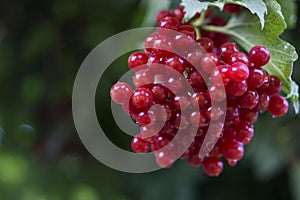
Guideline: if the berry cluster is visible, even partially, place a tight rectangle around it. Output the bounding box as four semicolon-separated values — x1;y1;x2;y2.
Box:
110;5;289;176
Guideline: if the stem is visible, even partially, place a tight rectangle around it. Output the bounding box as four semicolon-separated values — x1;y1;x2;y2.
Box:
191;11;206;27
201;25;230;35
195;27;201;40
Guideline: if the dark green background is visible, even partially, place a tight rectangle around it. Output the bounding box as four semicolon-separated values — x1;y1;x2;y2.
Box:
0;0;299;199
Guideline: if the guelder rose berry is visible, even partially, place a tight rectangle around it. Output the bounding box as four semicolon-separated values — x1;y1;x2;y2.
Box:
110;82;133;104
109;5;291;177
249;45;270;67
268;95;289;117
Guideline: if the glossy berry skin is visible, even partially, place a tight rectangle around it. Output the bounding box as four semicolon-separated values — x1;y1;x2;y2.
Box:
178;25;196;39
201;53;220;73
257;92;270;112
165;56;187;73
151;84;169;104
131;136;150;153
156;10;173;24
133;69;154;88
228;52;250;66
268;95;289;117
218;42;239;63
229;62;249;82
173;6;185;22
222;140;244;161
234;121;254;144
247;67;265;89
265;75;282;95
202;157;223;176
128;52;149;70
249;45;270;67
238;90;259;109
239;108;258;123
110;82;133;104
227;80;248;97
197;37;214;52
155;151;174;168
158;16;179;30
130;88;153;110
211;65;231;86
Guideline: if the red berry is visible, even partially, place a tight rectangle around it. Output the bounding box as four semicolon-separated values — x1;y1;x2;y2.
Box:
128;52;149;70
222;140;244;161
188;154;203;167
211;65;231;86
268;95;289;117
130;88;153;110
218;42;239;63
229;62;249;82
228;52;250;66
239;108;258;123
202;157;223;176
132;69;154;88
247;68;265;89
201;53;220;73
257;92;270;112
173;6;185;22
197;37;214;52
158;16;179;30
110;82;133;104
238;90;259;109
156;10;173;24
265;75;282;95
226;80;248;97
234;121;254;144
165;55;188;73
131;136;150;153
249;45;270;67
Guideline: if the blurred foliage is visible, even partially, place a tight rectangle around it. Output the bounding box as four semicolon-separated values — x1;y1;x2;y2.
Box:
0;0;299;200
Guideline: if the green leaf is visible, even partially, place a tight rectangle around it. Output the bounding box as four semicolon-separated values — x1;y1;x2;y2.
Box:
277;0;297;28
202;0;299;113
181;0;267;28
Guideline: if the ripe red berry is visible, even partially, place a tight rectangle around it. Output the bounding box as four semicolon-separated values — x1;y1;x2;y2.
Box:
131;136;150;153
239;108;258;123
218;42;239;63
110;82;133;104
226;80;248;97
265;75;282;95
229;62;249;82
132;69;154;88
249;45;270;67
268;95;289;117
173;6;185;22
238;90;259;109
165;55;188;73
128;52;149;70
158;16;179;30
234;121;254;144
201;53;220;73
222;140;244;161
130;88;153;110
202;156;223;176
257;92;270;112
156;10;173;25
197;37;214;52
228;52;250;66
247;67;265;89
